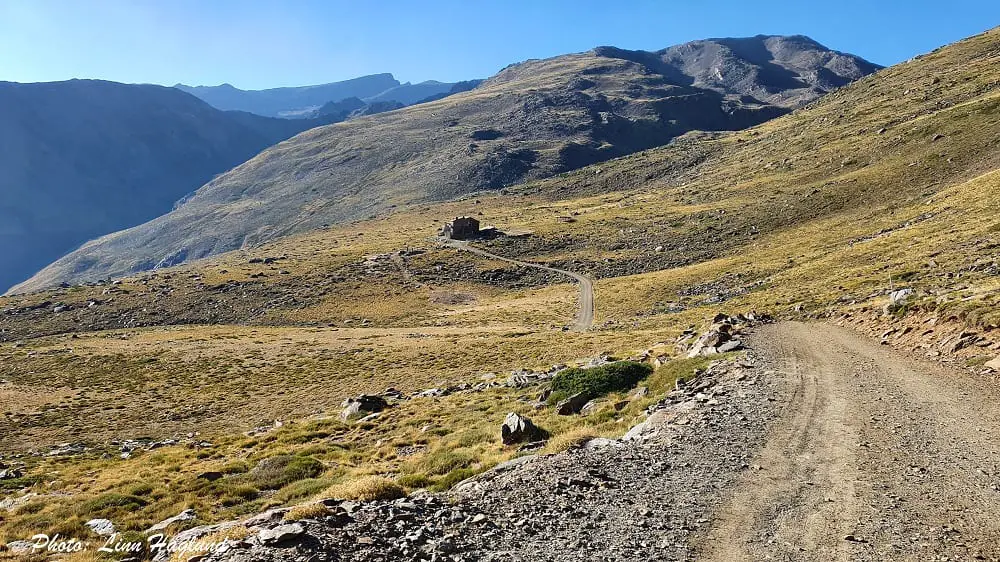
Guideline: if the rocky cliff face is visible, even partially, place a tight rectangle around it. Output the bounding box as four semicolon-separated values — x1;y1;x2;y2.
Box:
15;36;879;293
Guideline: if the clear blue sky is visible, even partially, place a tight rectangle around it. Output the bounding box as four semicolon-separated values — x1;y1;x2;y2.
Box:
1;0;997;89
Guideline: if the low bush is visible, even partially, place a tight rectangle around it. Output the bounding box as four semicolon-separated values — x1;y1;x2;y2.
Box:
551;361;652;401
78;493;149;517
248;455;325;490
284;503;331;521
411;449;474;476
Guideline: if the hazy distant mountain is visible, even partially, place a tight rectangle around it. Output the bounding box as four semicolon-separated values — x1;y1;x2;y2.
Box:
176;75;463;118
364;80;457;105
175;74;400;117
18;36;880;292
0;79;323;293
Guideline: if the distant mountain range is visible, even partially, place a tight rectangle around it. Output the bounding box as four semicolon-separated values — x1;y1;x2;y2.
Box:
14;35;881;293
0;79;325;293
175;75;476;118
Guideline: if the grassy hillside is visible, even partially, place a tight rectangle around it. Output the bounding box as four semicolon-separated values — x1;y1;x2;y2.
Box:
15;36;878;293
0;28;998;550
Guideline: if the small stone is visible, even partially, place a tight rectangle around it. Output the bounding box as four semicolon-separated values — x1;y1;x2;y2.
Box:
85;518;116;537
197;471;224;482
257;523;304;546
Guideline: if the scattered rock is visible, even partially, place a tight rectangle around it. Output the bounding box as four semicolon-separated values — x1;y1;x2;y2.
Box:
556;392;591;415
197;471;224;482
257;523;305;546
5;540;35;554
500;412;547;445
718;340;744;353
148;509;197;532
85;518;116;537
580;400;601;416
341;395;389;421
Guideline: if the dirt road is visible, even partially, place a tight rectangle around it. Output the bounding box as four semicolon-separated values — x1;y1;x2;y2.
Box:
203;321;1000;562
444;239;594;331
702;322;1000;561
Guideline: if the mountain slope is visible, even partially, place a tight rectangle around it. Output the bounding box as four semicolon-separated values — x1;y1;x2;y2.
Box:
0;79;322;293
363;80;457;105
2;27;1000;557
175;74;401;117
15;35;879;293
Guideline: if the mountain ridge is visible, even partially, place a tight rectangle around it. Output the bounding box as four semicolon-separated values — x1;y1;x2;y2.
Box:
176;74;465;118
0;79;325;293
12;35;880;294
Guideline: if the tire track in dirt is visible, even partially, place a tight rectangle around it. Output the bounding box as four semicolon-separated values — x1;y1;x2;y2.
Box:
700;322;1000;561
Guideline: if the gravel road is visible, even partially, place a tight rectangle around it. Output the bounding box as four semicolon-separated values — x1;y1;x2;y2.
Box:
199;321;1000;561
703;322;1000;561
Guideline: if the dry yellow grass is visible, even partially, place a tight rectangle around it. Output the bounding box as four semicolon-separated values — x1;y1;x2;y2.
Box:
283;503;331;521
320;476;406;502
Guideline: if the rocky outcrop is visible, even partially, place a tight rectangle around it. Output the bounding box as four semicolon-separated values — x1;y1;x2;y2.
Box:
685;312;771;357
341;395;390;421
555;392;591;415
500;413;547;445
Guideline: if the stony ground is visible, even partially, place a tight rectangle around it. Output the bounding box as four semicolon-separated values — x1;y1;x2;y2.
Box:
190;321;1000;561
198;350;782;562
702;322;1000;562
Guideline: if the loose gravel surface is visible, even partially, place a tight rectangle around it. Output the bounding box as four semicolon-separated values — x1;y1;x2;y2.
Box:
203;354;781;562
703;322;1000;561
200;321;1000;561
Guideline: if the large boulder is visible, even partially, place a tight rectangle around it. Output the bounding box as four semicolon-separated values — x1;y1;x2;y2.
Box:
500;412;547;445
341;395;389;421
883;288;914;315
985;356;1000;371
257;523;305;546
556;392;591;415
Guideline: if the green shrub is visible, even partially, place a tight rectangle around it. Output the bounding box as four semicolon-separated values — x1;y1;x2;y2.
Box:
431;468;478;492
273;478;334;503
125;482;155;496
219;460;250;475
214;482;259;506
551;361;653;401
248;455;325;490
645;357;712;395
78;493;149;517
413;449;474;476
397;473;432;489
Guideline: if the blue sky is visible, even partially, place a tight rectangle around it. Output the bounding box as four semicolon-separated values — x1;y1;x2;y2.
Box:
1;0;997;89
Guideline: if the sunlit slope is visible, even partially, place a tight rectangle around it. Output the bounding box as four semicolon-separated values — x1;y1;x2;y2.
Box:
14;36;877;293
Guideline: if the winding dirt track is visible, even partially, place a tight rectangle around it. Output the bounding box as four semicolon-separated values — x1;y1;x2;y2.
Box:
701;322;1000;561
444;239;594;331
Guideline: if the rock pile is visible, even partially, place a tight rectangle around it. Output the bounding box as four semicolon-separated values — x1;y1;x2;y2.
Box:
685;312;770;358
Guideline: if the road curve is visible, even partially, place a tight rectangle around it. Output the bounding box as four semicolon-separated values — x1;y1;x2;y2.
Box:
443;239;594;331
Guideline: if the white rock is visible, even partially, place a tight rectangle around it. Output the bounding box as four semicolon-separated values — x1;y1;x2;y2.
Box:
85;518;116;537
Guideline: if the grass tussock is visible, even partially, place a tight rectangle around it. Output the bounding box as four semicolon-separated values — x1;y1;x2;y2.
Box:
320;476;406;502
